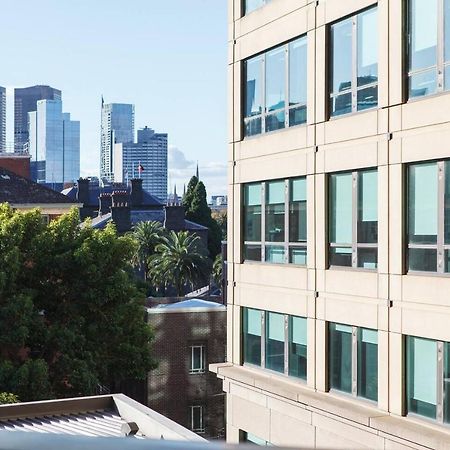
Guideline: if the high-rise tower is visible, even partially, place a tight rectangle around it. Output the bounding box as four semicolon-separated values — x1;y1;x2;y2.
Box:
0;87;6;152
14;85;61;152
100;101;134;182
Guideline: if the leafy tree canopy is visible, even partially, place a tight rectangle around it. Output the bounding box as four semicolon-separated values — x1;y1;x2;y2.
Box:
0;204;156;401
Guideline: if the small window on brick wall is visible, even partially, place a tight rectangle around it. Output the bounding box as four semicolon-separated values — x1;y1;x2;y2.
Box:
189;345;205;374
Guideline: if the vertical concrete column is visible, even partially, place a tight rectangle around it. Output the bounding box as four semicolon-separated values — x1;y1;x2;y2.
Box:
389;331;404;416
377;330;390;412
315;319;327;392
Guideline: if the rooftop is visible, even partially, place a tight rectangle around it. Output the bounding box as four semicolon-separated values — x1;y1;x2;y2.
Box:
149;298;227;314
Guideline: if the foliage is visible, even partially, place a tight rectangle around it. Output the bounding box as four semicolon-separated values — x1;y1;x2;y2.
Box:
148;231;211;296
211;210;227;240
182;176;223;258
130;221;165;280
212;254;223;286
0;204;156;401
0;392;19;405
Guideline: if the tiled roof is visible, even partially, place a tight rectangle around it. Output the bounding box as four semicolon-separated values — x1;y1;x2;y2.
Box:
0;168;76;205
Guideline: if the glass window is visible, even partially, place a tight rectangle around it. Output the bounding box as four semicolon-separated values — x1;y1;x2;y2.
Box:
243;308;262;366
244;0;270;15
407;336;437;419
244;36;307;137
329;323;378;401
329;323;353;393
329;169;378;269
265;312;285;373
329;7;378;117
190;405;205;433
444;343;450;423
289;316;307;379
243;177;307;265
242;432;271;446
190;345;205;374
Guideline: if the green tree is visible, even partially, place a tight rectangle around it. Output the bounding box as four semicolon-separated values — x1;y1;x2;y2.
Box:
0;392;19;405
212;209;227;240
183;176;222;257
212;254;223;286
148;231;211;296
131;221;164;280
0;204;156;401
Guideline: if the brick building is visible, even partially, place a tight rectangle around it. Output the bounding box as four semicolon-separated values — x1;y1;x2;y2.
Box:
146;299;226;440
0;153;31;179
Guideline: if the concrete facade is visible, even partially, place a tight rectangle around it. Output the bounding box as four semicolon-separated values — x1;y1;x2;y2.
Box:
213;0;450;448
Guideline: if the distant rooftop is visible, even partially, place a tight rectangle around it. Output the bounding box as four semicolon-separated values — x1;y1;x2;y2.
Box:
149;298;226;314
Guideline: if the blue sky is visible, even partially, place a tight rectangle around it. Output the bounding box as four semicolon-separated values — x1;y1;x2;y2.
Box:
1;0;228;196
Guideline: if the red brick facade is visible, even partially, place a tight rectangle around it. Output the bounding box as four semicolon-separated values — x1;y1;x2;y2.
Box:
0;155;30;179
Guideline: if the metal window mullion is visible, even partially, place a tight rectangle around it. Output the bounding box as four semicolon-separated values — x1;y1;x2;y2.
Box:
284;179;289;263
284;315;289;375
351;16;358;113
261;311;266;367
261;183;266;262
437;341;444;422
438;162;445;273
352;327;358;396
285;44;290;128
262;55;266;133
352;172;358;268
438;0;445;91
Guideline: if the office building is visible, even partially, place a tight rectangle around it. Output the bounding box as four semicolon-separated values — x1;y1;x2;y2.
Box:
114;126;168;202
100;102;134;182
0;86;5;152
14;85;61;152
211;0;450;448
28;99;80;188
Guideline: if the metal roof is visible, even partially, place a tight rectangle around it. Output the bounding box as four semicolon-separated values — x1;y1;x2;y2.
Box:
149;299;227;314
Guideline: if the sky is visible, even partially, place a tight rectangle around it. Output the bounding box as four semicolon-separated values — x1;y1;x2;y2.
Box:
1;0;228;196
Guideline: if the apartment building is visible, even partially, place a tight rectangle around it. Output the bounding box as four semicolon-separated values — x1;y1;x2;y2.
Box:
211;0;450;448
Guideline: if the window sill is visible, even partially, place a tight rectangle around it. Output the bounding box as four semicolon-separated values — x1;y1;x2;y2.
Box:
406;88;450;105
327;105;379;122
242;121;307;141
242;260;307;268
327;265;377;273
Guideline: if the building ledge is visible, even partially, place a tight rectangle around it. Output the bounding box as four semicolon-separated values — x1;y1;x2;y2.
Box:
211;363;450;449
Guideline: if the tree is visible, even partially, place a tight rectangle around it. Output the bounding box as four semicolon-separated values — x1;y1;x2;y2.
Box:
212;254;223;286
0;392;19;405
148;231;211;296
183;176;222;258
131;221;164;280
211;209;227;240
0;204;156;401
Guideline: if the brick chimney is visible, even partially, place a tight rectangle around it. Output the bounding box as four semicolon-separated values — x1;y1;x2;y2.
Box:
99;193;112;216
76;178;90;205
130;178;143;206
164;205;185;232
111;190;131;233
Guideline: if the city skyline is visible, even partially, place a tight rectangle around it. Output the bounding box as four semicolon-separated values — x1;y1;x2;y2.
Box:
1;0;227;196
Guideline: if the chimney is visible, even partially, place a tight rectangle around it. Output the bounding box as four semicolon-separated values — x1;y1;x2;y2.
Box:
164;205;185;232
111;190;131;233
99;192;112;216
76;178;90;205
130;178;143;206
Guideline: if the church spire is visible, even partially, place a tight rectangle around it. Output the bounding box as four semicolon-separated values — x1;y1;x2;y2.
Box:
196;161;199;180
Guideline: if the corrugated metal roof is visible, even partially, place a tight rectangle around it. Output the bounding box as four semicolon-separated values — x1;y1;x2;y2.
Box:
0;409;142;438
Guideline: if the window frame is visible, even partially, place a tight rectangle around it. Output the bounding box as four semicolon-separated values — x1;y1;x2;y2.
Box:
189;344;206;374
243;177;307;265
405;335;447;424
243;35;308;138
328;322;378;404
407;160;450;274
241;308;307;381
189;405;205;433
406;0;449;99
328;6;379;118
242;0;271;16
328;169;378;270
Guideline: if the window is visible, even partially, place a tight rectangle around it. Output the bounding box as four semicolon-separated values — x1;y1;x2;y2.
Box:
329;169;378;268
407;0;450;98
189;405;205;433
242;308;307;380
329;323;378;402
244;0;271;15
243;177;307;264
406;336;450;423
407;160;450;273
244;36;307;137
189;345;205;374
241;431;271;446
329;7;378;117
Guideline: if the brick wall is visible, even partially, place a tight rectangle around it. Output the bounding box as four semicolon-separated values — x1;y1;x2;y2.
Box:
0;156;30;179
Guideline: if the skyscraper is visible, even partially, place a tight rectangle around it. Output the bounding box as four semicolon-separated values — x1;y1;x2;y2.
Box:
14;85;61;152
28;99;80;188
100;101;134;182
0;87;6;152
114;126;168;202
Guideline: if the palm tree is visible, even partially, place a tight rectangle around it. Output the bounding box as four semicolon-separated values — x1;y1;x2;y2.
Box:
212;254;223;286
131;221;164;280
148;231;211;296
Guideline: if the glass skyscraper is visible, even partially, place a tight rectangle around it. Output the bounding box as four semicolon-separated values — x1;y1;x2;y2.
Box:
100;102;134;182
0;87;5;152
113;126;168;202
14;85;61;152
28;99;80;187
